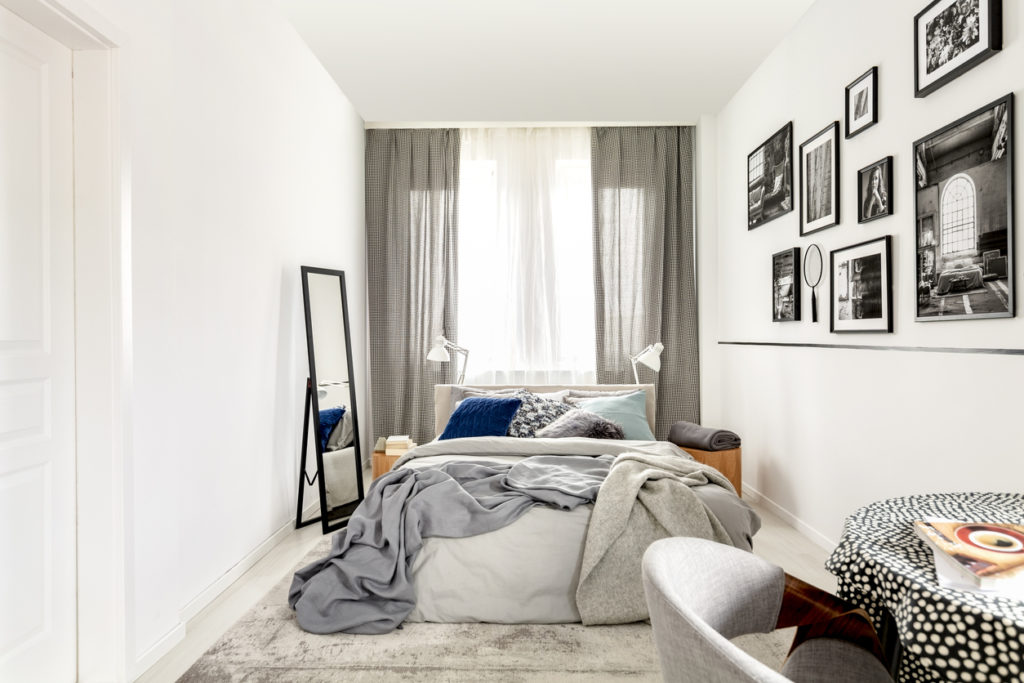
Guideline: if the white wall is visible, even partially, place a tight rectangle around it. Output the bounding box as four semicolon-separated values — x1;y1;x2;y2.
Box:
79;0;366;671
705;0;1024;547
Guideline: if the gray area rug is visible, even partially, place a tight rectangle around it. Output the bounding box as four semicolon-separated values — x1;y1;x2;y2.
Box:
180;538;793;682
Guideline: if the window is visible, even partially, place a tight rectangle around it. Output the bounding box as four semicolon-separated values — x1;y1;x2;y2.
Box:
748;148;765;184
940;174;976;256
457;128;595;384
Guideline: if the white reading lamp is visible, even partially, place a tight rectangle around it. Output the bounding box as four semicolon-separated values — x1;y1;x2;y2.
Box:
630;342;664;384
427;335;470;384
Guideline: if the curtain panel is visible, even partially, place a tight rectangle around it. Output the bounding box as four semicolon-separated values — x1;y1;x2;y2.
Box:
365;129;460;445
591;126;700;437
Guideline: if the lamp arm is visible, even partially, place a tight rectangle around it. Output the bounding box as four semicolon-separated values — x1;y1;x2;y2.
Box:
631;357;640;384
442;340;469;384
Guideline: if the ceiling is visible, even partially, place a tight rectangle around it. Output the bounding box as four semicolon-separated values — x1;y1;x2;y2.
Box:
281;0;817;125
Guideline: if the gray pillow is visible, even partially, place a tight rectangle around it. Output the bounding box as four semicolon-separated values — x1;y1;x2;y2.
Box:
535;409;625;440
506;390;572;438
325;408;354;451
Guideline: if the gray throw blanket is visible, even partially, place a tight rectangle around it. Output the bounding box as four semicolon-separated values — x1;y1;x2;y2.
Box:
289;456;612;634
576;451;736;625
668;420;741;451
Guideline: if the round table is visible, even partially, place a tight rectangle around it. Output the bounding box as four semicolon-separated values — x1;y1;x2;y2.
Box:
825;492;1024;683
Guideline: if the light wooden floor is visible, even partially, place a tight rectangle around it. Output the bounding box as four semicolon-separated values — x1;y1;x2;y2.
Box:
136;499;835;683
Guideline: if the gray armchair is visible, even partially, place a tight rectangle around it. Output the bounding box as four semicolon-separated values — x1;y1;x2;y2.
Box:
642;538;893;683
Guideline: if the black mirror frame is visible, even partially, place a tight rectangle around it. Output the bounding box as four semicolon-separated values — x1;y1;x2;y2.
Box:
297;266;365;534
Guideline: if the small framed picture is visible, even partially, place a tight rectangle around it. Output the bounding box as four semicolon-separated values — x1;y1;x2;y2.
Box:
772;247;801;322
857;157;893;223
799;122;840;236
914;0;1002;98
846;67;878;138
914;94;1013;321
748;123;794;229
830;236;893;333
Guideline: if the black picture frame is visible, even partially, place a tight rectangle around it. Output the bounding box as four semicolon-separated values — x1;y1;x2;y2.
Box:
748;122;793;229
830;236;893;333
858;156;894;223
799;122;840;236
914;0;1002;98
846;67;878;139
913;93;1013;322
772;247;801;322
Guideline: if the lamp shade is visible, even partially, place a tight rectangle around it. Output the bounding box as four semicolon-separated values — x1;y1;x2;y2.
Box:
634;342;664;371
426;336;451;362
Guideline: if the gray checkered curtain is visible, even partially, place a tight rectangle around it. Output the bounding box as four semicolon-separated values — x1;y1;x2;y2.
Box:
591;126;699;437
366;129;459;445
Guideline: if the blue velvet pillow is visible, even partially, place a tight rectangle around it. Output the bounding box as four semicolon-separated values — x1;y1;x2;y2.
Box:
318;407;346;451
439;397;523;441
572;391;654;440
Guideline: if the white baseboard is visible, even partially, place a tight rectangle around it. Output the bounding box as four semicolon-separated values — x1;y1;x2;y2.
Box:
132;622;185;679
179;503;320;623
133;504;319;678
743;482;837;552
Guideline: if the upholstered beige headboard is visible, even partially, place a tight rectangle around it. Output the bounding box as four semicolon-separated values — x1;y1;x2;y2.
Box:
433;384;656;438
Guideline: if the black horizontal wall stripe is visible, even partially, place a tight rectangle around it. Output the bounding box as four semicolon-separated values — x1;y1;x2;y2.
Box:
718;340;1024;356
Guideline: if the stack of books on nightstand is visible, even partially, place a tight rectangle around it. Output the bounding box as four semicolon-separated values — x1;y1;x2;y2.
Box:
385;435;415;455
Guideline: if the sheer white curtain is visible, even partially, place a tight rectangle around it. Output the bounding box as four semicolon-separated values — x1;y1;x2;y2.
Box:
457;128;596;385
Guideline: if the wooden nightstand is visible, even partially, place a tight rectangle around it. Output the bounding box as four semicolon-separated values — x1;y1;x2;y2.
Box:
680;446;742;496
372;450;402;479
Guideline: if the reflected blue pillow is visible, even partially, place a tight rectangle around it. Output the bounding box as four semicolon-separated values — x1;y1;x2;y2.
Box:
318;406;346;451
573;391;654;440
439;397;523;441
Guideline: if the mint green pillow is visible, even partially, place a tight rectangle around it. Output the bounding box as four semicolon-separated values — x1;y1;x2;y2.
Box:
573;391;654;440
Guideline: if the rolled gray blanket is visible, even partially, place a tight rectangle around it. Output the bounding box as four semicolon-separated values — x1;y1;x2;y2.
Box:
668;420;741;451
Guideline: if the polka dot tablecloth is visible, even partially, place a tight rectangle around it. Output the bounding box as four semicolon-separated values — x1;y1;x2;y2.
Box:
826;493;1024;683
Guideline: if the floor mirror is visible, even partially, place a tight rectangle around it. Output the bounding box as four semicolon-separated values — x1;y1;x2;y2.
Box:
296;266;365;534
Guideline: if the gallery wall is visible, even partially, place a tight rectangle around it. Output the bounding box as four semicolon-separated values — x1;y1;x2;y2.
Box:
79;0;367;673
703;0;1024;548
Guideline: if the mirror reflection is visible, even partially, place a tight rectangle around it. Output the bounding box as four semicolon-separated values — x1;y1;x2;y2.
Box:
298;267;364;533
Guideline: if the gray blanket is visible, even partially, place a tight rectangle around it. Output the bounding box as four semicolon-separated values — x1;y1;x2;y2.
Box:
576;451;739;625
668;420;741;451
289;456;612;634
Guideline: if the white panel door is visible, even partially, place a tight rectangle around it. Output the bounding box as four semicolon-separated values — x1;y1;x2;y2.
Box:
0;5;76;681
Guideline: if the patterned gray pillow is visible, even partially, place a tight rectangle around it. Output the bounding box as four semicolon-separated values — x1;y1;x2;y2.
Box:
506;390;572;438
535;409;625;440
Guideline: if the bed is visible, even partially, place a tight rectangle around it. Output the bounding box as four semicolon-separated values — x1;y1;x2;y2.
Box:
290;383;760;634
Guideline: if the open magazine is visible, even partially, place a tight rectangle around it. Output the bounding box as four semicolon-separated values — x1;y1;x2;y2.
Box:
914;518;1024;597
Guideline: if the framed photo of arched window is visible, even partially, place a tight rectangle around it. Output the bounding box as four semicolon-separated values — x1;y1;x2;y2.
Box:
913;93;1013;321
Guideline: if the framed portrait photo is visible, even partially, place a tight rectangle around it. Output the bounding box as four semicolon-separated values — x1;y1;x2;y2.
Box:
772;247;801;322
799;122;840;236
914;0;1002;98
830;236;893;333
846;67;878;138
857;156;893;223
748;122;793;229
913;93;1013;321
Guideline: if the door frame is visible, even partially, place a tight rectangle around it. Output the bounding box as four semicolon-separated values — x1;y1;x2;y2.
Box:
0;1;133;680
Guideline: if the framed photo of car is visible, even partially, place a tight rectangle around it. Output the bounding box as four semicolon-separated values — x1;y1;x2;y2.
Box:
914;0;1002;98
830;236;893;333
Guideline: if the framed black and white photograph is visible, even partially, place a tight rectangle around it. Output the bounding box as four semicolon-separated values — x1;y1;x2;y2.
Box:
830;236;893;333
772;247;801;322
858;157;893;223
914;93;1013;321
748;122;793;229
914;0;1002;98
846;67;878;138
799;122;840;236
